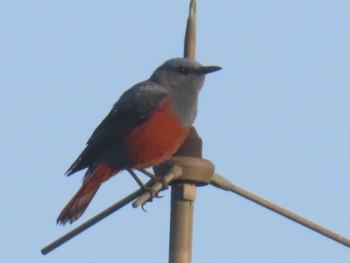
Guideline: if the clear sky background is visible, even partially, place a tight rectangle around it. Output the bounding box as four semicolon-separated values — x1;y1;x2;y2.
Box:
1;1;350;262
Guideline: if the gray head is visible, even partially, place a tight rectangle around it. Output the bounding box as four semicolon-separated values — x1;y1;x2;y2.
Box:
150;58;221;126
150;57;221;92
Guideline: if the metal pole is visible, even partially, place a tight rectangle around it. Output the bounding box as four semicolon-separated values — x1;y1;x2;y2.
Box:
184;0;196;59
168;1;199;263
169;184;196;263
41;188;143;255
211;173;350;248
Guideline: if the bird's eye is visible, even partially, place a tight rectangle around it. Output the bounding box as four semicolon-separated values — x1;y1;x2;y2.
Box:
176;67;189;75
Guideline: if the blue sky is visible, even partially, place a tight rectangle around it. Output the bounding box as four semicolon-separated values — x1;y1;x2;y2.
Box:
1;1;350;262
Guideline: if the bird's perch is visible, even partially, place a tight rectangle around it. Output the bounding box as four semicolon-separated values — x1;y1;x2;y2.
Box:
41;167;183;255
41;188;143;255
165;1;205;263
211;173;350;248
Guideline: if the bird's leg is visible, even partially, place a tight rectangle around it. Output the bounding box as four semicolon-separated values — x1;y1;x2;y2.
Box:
137;168;157;180
137;168;169;195
127;169;161;200
126;169;145;188
137;169;168;187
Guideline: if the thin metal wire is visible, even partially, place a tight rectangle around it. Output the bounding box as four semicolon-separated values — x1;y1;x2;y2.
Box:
211;173;350;249
42;166;183;255
41;188;144;255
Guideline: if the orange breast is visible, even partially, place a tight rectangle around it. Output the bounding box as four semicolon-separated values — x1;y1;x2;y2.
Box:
124;99;190;168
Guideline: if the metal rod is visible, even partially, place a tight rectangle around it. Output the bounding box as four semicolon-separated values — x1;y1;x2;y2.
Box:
184;0;197;59
169;184;196;263
168;1;199;262
41;188;143;255
211;173;350;248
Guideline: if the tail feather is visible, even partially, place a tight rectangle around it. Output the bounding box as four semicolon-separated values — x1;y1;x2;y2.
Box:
57;164;118;225
56;187;99;225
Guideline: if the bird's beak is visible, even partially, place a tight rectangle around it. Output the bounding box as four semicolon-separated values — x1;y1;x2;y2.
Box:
197;65;222;75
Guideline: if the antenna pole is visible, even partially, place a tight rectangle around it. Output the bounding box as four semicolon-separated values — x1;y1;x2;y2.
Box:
169;184;196;263
167;2;202;262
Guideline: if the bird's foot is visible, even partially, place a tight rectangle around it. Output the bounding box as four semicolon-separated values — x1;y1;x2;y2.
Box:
139;185;163;212
142;185;163;199
127;168;168;192
132;165;182;210
138;168;169;190
137;170;169;211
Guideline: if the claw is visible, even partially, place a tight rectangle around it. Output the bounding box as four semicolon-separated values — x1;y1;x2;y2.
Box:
136;168;170;190
141;203;148;212
139;184;164;210
156;193;164;199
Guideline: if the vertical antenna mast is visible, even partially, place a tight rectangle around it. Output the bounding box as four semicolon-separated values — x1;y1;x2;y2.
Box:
168;1;205;263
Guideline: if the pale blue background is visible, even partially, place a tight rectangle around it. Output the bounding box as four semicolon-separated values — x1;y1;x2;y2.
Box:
1;1;350;262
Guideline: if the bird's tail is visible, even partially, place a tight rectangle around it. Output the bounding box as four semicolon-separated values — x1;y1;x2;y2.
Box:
57;164;118;225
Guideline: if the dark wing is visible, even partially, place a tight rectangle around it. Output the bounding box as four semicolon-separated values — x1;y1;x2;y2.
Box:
66;81;169;175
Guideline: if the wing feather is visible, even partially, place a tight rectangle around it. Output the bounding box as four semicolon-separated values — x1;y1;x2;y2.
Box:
66;81;169;175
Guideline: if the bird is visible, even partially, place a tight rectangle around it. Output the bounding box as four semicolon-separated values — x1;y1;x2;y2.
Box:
57;57;221;225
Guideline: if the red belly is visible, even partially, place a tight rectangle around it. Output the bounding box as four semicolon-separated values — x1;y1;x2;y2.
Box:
124;100;190;168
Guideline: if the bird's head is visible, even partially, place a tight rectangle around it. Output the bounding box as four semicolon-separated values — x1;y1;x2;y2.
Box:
150;58;221;93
